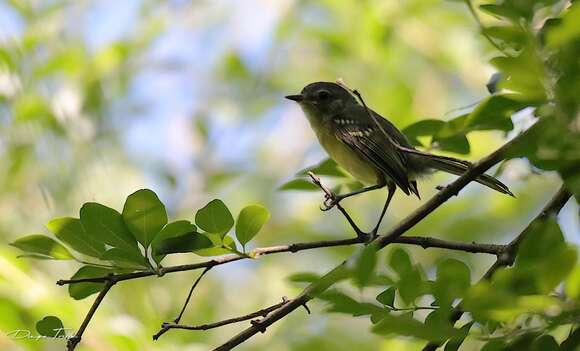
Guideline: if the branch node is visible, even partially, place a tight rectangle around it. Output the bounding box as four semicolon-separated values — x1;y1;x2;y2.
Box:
301;301;311;314
250;319;266;333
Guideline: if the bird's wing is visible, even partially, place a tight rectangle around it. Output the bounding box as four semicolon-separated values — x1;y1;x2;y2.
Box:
331;111;414;195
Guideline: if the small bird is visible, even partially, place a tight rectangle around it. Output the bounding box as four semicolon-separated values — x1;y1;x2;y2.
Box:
286;81;513;238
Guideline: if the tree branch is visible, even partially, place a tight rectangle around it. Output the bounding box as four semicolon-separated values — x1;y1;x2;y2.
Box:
152;266;212;341
212;122;539;351
56;235;503;286
66;279;115;351
161;297;291;332
421;185;571;351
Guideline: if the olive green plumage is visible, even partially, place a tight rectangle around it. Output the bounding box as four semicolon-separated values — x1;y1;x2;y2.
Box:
286;81;513;198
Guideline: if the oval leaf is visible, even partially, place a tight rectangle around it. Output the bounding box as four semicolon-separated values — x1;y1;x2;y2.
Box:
36;316;65;338
100;248;147;268
122;189;168;247
47;217;106;258
195;199;233;238
235;204;270;248
80;202;138;252
10;235;74;260
151;220;197;264
278;179;319;191
154;232;213;255
68;266;111;300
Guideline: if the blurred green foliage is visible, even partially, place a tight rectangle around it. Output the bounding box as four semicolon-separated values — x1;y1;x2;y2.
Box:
1;0;578;350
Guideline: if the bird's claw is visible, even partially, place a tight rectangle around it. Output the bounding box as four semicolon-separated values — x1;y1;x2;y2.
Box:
320;192;339;211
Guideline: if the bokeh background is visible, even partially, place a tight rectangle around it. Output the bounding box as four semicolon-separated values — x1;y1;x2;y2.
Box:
0;0;578;350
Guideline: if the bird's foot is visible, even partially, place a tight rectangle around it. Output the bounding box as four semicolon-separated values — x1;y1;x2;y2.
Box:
320;192;343;211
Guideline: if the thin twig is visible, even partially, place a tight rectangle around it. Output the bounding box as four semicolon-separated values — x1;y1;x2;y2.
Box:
212;117;538;351
162;297;291;332
153;266;212;341
421;185;571;351
307;171;364;236
464;0;511;56
56;235;503;286
66;279;115;351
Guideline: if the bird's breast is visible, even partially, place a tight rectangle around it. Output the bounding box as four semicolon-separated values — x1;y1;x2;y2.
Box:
315;127;381;185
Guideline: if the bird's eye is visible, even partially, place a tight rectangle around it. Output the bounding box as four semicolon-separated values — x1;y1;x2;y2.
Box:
318;90;331;100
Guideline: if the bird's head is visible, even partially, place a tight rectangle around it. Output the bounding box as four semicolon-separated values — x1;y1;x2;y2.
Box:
285;82;357;119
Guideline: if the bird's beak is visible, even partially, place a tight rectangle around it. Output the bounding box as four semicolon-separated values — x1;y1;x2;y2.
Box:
285;94;304;102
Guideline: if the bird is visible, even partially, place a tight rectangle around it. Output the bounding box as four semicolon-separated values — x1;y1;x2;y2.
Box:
285;81;514;238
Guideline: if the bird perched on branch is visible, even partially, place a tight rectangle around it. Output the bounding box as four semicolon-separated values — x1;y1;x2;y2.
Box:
285;81;514;239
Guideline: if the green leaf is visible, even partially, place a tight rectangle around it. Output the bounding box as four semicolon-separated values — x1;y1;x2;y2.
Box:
296;158;349;178
434;134;470;154
398;265;427;304
68;266;111;300
481;340;506;351
287;272;321;283
10;235;74;260
154;232;213;255
372;313;460;341
193;235;237;256
278;179;319;191
376;287;396;307
195;199;234;238
151;220;197;263
402;119;445;144
47;217;106;258
353;244;378;287
36;316;65;338
531;335;559;351
80;202;138;253
122;189;168;247
444;322;473;351
319;290;382;316
100;248;147;268
547;3;580;47
389;248;413;277
434;259;471;307
465;94;531;132
235;204;270;249
565;265;580;300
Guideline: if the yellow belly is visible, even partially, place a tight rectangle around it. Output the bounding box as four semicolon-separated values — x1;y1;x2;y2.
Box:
316;129;380;185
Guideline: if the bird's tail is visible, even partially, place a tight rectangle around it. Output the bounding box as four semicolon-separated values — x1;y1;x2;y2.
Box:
420;155;514;197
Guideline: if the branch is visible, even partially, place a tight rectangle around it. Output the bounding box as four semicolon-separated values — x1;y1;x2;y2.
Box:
152;266;212;341
212;121;539;351
161;297;291;332
421;185;571;351
56;236;502;286
66;279;115;351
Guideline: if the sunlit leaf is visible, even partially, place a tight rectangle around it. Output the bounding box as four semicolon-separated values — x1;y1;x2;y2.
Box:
195;199;234;238
235;204;270;249
278;179;319;191
47;217;106;258
80;202;138;253
297;158;349;178
10;235;74;260
122;189;168;247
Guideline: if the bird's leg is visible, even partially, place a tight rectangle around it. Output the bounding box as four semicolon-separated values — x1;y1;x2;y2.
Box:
321;182;386;212
368;183;396;241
